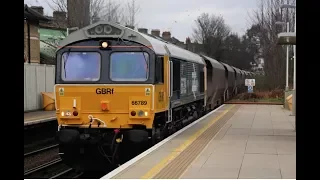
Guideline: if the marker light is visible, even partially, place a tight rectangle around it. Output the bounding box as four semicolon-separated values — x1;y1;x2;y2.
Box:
144;111;148;116
131;111;136;116
61;112;65;116
73;110;78;116
101;42;108;48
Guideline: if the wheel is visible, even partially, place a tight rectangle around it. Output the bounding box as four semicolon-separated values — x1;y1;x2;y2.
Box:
193;111;199;120
151;122;168;145
151;124;160;145
161;124;169;139
226;90;229;101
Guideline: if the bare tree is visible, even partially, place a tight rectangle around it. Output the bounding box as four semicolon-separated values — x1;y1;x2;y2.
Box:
123;0;141;27
46;0;68;36
100;0;123;23
192;13;231;58
48;0;123;27
247;0;296;89
48;0;66;11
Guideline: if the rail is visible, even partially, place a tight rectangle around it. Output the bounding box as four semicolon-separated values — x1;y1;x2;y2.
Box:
24;157;83;179
50;168;84;179
24;158;62;178
24;144;59;157
24;144;83;179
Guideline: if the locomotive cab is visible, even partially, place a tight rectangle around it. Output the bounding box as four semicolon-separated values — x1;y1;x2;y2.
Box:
54;21;206;172
54;23;166;171
55;42;156;131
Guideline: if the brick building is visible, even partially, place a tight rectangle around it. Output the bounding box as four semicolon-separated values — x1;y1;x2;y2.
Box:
147;29;185;48
25;1;91;65
24;4;50;63
138;28;203;54
185;37;203;54
28;6;68;65
25;4;203;65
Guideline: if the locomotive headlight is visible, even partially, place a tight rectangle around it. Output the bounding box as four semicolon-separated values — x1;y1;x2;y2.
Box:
138;110;144;117
144;111;148;116
101;41;108;48
61;112;65;116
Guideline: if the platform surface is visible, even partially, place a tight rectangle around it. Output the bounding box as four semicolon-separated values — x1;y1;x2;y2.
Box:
24;110;56;126
181;104;295;179
101;104;296;179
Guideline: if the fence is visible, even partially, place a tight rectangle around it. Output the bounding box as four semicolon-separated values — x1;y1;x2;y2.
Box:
24;63;55;112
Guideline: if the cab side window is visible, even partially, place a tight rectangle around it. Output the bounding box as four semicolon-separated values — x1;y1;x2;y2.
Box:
155;56;164;84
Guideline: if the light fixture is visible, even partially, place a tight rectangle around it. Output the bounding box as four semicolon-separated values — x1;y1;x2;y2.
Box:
101;41;108;48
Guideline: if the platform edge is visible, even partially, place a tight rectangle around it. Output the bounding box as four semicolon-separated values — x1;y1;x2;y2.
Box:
100;104;226;179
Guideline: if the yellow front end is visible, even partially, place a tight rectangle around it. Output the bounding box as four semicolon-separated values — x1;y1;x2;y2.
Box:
55;85;155;129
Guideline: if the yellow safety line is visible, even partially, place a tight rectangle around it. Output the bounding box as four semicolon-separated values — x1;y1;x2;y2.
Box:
140;104;235;179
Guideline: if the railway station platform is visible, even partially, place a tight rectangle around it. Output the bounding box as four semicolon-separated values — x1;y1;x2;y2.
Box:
101;104;296;179
24;110;56;126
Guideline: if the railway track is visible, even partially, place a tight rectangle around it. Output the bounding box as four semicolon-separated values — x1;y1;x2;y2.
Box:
24;139;113;178
24;106;220;179
24;142;60;173
50;168;84;179
24;144;59;157
24;143;83;179
24;158;83;179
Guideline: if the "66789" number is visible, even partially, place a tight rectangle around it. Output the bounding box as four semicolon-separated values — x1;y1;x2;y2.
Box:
131;101;147;105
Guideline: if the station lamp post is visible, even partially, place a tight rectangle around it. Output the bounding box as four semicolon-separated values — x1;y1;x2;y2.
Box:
275;21;290;91
279;3;296;131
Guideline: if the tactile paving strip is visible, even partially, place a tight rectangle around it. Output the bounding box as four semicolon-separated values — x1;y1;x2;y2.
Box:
152;105;240;179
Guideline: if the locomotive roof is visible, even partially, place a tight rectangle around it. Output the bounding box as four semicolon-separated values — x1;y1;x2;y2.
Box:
220;62;235;73
58;21;205;65
231;66;241;74
200;55;225;70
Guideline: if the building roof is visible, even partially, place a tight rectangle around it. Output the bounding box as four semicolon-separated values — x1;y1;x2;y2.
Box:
39;15;68;30
24;4;50;22
40;40;56;59
40;28;66;41
39;28;66;59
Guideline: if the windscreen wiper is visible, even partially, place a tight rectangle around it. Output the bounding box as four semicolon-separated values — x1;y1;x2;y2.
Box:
140;48;148;78
63;48;72;78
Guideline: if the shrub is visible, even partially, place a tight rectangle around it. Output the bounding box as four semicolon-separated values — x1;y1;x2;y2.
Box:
234;89;284;101
236;92;258;100
269;89;284;99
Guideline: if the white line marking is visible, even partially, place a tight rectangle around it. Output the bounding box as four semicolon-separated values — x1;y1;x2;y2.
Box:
24;117;56;126
100;104;226;179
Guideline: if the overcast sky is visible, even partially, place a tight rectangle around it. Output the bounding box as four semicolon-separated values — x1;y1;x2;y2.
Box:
25;0;258;41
